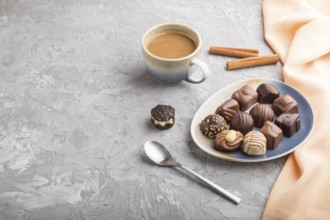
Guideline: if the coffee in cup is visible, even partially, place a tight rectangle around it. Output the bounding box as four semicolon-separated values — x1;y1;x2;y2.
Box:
142;23;209;84
147;31;197;59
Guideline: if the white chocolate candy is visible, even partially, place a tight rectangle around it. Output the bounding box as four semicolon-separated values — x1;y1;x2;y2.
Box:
242;131;267;156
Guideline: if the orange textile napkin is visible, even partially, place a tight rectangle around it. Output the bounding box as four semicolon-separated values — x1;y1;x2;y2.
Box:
262;0;330;219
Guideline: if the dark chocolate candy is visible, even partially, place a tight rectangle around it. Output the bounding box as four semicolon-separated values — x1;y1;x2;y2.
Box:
230;111;254;135
274;113;301;137
257;83;280;104
272;94;298;116
215;99;240;123
249;104;275;128
150;104;175;130
260;121;283;149
199;114;229;139
231;85;258;111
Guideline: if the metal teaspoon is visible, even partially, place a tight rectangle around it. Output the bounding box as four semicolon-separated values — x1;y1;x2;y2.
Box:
144;140;241;204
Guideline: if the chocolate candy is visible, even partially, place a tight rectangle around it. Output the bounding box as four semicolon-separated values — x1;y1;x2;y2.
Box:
260;121;283;149
215;130;243;152
272;94;299;116
231;85;258;111
199;114;229;139
150;104;175;130
249;104;275;128
275;113;301;137
242;131;267;156
257;83;280;104
215;99;240;123
230;111;254;135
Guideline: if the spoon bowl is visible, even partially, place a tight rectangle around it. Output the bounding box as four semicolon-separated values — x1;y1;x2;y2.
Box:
144;140;178;166
144;140;241;204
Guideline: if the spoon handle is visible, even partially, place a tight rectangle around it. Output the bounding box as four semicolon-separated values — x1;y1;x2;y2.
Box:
177;164;241;204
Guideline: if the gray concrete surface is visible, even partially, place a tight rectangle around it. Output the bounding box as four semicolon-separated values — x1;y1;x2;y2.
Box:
0;0;284;219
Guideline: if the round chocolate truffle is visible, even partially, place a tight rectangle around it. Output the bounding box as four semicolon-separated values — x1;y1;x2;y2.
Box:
257;83;280;104
230;111;254;135
215;130;243;152
150;104;175;130
242;131;267;156
249;104;275;128
199;114;229;139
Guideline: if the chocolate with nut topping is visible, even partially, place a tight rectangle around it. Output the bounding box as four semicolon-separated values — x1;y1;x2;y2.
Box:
215;130;243;152
199;114;229;139
150;104;175;130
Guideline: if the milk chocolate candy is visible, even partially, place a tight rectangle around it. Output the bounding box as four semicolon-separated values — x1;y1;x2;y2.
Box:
272;94;298;116
199;114;229;139
257;83;280;104
215;130;243;152
274;113;301;137
260;121;283;149
231;85;258;111
242;131;267;156
230;111;254;135
249;104;275;128
215;99;240;123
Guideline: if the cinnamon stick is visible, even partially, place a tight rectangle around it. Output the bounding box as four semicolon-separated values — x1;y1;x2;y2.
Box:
227;54;280;70
209;46;259;58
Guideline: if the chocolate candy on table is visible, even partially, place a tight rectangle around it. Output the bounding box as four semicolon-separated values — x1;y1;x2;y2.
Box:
275;113;301;137
257;83;280;104
249;104;275;128
215;130;243;152
242;131;267;156
260;121;283;149
231;85;258;111
215;99;240;123
199;114;229;139
150;104;175;130
230;111;254;135
272;94;299;116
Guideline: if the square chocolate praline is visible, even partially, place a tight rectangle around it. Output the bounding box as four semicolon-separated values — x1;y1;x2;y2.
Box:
231;85;258;111
260;121;283;149
275;113;301;137
215;99;240;123
272;94;299;116
257;83;280;104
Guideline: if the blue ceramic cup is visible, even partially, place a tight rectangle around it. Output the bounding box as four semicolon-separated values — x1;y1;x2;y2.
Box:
142;23;209;84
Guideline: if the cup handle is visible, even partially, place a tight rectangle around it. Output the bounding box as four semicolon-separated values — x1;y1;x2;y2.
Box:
185;58;209;84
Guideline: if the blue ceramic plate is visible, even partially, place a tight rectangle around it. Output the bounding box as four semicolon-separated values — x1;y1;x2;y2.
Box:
190;78;314;162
